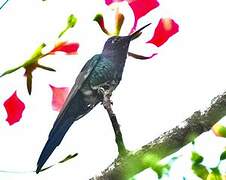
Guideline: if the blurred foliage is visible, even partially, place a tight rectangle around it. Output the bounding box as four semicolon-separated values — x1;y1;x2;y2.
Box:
0;14;78;95
189;139;226;180
212;124;226;138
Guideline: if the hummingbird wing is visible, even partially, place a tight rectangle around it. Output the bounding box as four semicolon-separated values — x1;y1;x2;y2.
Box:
36;54;102;173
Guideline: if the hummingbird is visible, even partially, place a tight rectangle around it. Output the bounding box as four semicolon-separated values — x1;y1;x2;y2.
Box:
36;23;151;174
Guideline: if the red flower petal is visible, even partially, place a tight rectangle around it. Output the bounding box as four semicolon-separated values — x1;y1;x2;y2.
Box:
50;85;70;111
129;0;159;33
49;42;79;55
105;0;124;5
4;91;25;126
104;0;159;33
147;18;179;47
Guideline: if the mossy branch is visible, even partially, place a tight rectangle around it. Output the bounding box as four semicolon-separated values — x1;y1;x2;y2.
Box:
90;91;226;180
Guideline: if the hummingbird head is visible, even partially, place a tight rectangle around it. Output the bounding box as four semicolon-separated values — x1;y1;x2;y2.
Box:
102;23;151;58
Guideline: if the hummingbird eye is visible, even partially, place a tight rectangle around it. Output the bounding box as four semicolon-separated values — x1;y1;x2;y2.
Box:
111;37;120;44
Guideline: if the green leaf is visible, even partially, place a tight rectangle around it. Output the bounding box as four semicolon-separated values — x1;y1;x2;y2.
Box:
0;65;23;77
59;153;78;163
211;168;221;176
192;164;209;180
207;168;222;180
191;151;204;165
220;150;226;161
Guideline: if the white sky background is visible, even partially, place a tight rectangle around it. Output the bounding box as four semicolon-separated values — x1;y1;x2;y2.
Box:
0;0;226;179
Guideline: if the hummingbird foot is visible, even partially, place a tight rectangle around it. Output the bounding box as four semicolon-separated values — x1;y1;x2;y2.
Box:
102;89;113;110
97;87;113;106
97;87;105;95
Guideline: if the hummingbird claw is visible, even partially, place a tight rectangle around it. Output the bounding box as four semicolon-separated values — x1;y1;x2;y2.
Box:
97;87;114;109
97;87;105;95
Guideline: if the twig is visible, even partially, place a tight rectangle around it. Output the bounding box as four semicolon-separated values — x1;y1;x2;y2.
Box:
0;0;10;10
102;89;127;156
91;91;226;180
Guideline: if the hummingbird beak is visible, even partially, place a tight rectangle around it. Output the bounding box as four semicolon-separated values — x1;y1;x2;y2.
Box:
130;23;151;41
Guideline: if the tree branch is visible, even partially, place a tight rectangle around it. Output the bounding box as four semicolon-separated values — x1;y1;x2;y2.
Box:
102;89;127;156
90;91;226;180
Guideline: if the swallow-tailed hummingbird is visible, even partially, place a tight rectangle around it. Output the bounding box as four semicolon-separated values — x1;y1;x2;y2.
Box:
36;23;151;173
